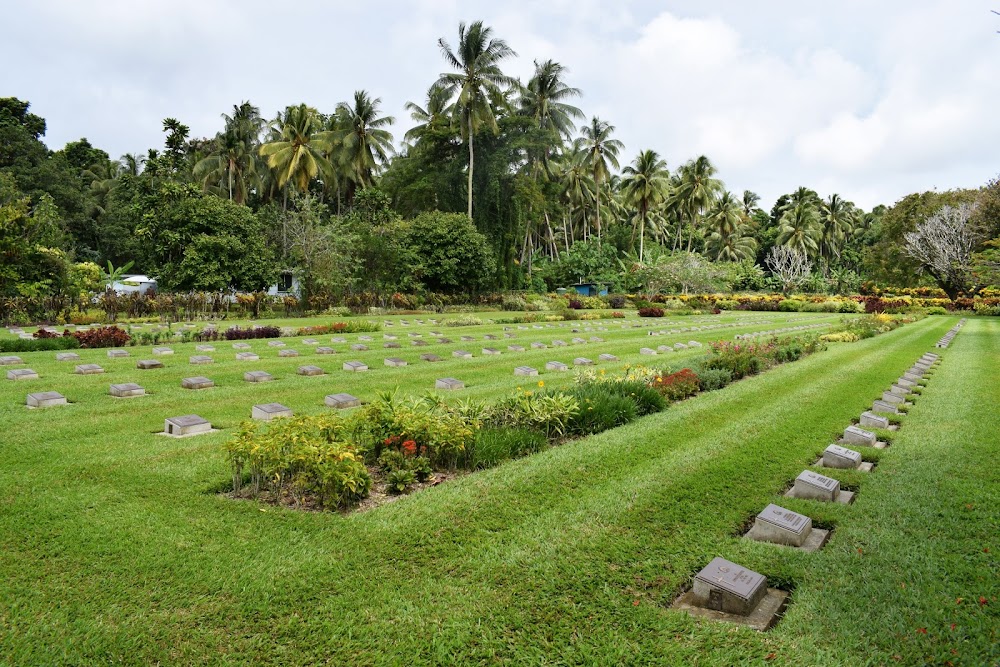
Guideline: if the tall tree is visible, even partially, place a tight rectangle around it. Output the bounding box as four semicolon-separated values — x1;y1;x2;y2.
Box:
673;156;723;252
777;201;821;257
403;83;454;143
259;104;332;194
621;149;668;263
576;117;623;243
436;20;516;219
818;193;856;264
706;191;757;261
193;101;264;204
332;90;395;191
519;59;583;175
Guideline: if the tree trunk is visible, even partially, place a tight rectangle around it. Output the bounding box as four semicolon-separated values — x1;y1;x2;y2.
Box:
639;209;646;264
595;183;602;245
467;123;474;220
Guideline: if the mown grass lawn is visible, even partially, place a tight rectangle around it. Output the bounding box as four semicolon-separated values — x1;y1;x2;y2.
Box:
0;313;995;665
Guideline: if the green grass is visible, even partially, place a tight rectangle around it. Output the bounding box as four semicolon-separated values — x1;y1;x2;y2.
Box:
0;313;995;665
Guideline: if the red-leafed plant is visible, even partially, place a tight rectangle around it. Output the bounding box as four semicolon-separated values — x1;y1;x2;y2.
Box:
72;326;130;348
650;368;700;401
638;307;665;318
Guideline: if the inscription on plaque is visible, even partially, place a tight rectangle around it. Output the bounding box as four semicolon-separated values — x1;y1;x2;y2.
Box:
691;557;767;616
823;444;862;469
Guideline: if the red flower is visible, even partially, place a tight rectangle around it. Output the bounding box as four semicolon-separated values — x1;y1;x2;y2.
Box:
402;440;417;455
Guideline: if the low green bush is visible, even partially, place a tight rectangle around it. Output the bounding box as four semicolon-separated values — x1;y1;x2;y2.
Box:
468;428;547;469
778;299;802;312
562;385;638;435
592;380;666;416
0;336;80;353
484;389;579;439
692;366;733;391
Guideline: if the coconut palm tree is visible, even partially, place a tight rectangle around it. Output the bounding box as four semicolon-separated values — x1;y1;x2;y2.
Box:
259;104;333;194
520;59;583;144
404;83;454;143
621;149;669;263
777;201;821;257
193;102;264;204
436;20;517;219
818;193;856;263
741;190;761;218
672;156;723;252
576;116;624;243
331;90;395;190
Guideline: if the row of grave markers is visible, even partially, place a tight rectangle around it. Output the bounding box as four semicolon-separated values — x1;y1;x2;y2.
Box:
934;318;965;348
672;349;944;631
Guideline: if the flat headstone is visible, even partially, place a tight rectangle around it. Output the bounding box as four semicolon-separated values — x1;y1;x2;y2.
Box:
351;344;368;351
325;393;361;409
232;343;251;350
244;371;273;383
278;349;300;358
887;384;910;398
859;411;890;429
109;382;144;398
302;338;318;345
552;340;567;347
508;345;525;352
267;341;286;347
688;341;702;347
7;368;38;381
315;347;335;355
598;354;618;362
531;342;547;349
896;377;916;389
164;414;211;436
343;361;368;372
56;353;80;362
460;336;475;342
573;357;594;366
358;336;373;342
27;391;66;408
252;402;293;420
181;376;214;390
384;342;401;349
107;349;130;358
691;557;768;616
235;352;259;361
791;470;841;502
189;355;214;365
881;391;905;405
545;361;569;372
842;425;876;447
411;340;429;347
657;345;674;352
420;353;442;362
514;366;538;376
136;359;164;370
74;364;104;375
435;377;465;390
384;357;407;367
571;338;586;344
452;350;473;359
640;348;657;356
482;348;501;355
0;356;24;366
331;337;347;343
674;343;688;350
484;334;498;341
297;365;325;376
823;444;862;469
590;337;605;343
195;345;215;352
747;504;813;548
151;347;174;356
872;399;899;414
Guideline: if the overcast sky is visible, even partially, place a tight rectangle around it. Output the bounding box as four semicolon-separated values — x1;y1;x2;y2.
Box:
5;0;999;211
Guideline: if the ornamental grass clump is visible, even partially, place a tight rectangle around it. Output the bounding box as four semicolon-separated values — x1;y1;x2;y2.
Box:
484;388;579;440
467;428;547;469
560;384;638;435
226;415;371;509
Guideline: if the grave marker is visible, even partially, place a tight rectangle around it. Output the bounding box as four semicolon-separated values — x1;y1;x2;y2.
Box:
860;411;890;429
189;355;214;365
195;345;215;352
640;348;657;355
872;399;899;414
435;377;465;390
514;366;538;376
107;349;129;358
136;359;164;370
747;504;813;548
691;557;768;616
598;354;618;362
790;470;842;502
452;350;473;359
181;376;214;390
278;349;300;358
343;361;368;372
842;425;876;447
315;347;335;355
152;347;174;355
482;348;501;355
0;356;24;366
508;345;525;352
235;352;259;361
74;364;104;375
56;353;81;362
233;343;251;350
164;414;211;436
297;365;325;376
384;357;407;367
823;444;862;469
27;391;67;408
420;353;442;362
573;357;594;366
244;371;273;383
252;403;293;421
325;393;361;409
109;383;144;398
545;361;569;371
351;344;368;351
7;369;38;381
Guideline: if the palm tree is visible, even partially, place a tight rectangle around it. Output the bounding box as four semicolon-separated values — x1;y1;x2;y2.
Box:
741;190;761;218
576;117;624;243
436;20;517;219
259;104;333;194
673;156;723;252
621;150;668;263
777;201;821;257
332;90;395;190
194;102;264;204
818;193;856;263
520;60;583;176
707;193;757;261
404;83;453;143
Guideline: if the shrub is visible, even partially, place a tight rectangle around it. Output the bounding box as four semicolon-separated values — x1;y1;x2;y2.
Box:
72;326;130;349
561;385;637;435
778;299;802;312
468;428;547;469
692;366;733;391
444;315;484;327
638;307;665;318
484;389;579;439
223;325;281;340
501;295;527;311
926;306;949;315
607;294;626;309
32;328;61;339
704;341;767;379
596;380;666;416
0;336;80;353
385;469;417;495
651;368;701;401
611;311;625;318
297;320;381;335
225;415;371;509
567;298;584;309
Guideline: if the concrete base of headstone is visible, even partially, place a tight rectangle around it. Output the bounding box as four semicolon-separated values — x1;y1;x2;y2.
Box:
784;486;855;505
26;391;67;408
435;378;464;390
670;588;789;632
8;369;39;380
109;383;145;398
325;393;361;409
384;358;407;367
162;414;214;437
814;457;874;472
244;371;273;383
837;438;888;450
514;366;538;376
252;403;293;420
137;360;164;370
297;365;325;376
181;376;214;390
745;523;831;553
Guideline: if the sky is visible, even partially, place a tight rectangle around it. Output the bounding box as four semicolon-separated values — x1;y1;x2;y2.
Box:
4;0;999;211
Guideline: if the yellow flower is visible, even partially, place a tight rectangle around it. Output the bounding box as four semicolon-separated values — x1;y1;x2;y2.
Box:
537;380;545;388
